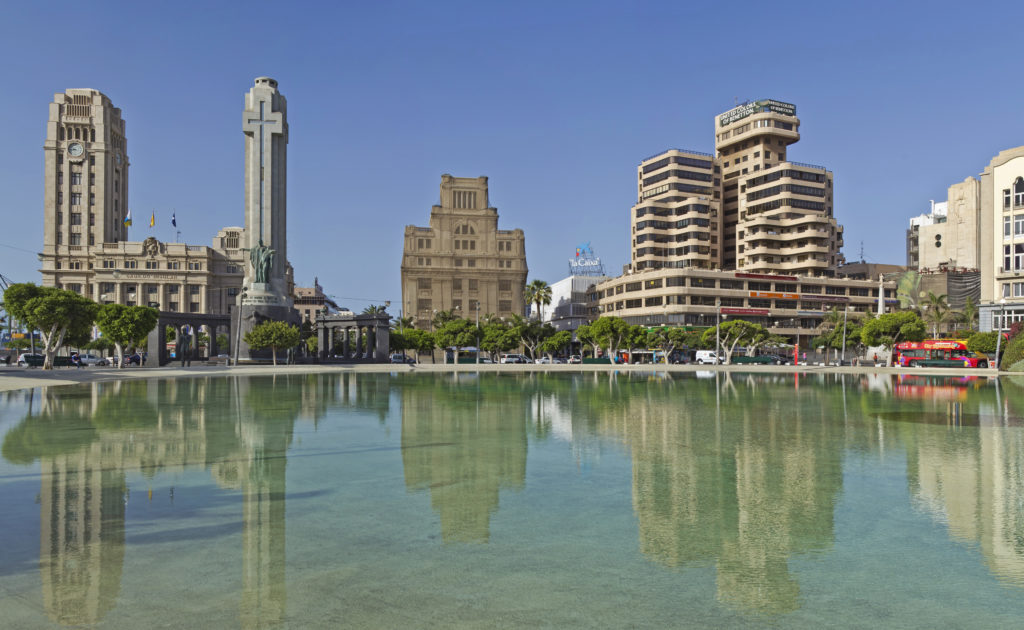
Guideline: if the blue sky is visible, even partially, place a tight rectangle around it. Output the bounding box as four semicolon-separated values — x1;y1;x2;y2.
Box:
2;1;1023;311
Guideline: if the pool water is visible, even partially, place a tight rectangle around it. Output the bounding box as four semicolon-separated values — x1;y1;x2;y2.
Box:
1;371;1024;628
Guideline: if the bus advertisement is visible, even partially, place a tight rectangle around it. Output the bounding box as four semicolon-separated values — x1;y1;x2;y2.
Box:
893;340;989;368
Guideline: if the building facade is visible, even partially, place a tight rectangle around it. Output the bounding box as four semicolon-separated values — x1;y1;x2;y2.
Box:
401;175;528;326
980;146;1024;332
538;275;609;331
631;100;844;277
37;88;271;318
294;278;341;322
596;268;896;339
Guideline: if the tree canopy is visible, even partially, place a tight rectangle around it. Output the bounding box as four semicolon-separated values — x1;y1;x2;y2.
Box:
3;283;98;369
859;311;926;365
95;304;159;369
244;320;301;366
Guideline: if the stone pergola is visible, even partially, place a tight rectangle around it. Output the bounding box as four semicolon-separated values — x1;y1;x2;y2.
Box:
147;312;232;367
317;312;390;363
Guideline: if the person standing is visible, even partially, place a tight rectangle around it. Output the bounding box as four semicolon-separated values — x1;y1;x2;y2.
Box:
180;325;192;368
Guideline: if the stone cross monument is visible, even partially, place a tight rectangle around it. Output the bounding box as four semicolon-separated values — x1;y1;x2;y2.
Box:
241;77;291;306
235;77;298;361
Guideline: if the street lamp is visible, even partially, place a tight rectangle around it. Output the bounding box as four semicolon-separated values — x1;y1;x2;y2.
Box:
841;305;849;364
715;298;721;363
995;298;1007;371
474;300;481;365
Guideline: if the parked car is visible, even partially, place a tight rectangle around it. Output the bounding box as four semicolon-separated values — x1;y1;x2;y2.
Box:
77;353;107;366
390;353;415;364
567;355;582;364
535;357;565;364
17;353;43;367
115;353;144;367
500;354;531;364
694;350;724;365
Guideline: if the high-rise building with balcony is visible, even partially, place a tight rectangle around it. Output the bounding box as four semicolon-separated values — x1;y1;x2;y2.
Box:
631;100;844;276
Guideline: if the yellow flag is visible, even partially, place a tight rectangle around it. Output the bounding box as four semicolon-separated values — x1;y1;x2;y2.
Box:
149;211;155;228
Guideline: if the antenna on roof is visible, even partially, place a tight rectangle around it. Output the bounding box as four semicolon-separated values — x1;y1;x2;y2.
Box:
860;241;865;263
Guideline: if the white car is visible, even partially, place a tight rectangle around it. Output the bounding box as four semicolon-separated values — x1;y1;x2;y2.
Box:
78;354;108;366
535;357;565;364
500;354;530;364
694;350;724;365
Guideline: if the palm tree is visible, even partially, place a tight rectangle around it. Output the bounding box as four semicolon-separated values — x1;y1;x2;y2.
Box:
392;315;414;331
818;306;844;363
958;296;978;333
431;309;459;329
362;304;388;315
921;292;949;338
523;279;552;320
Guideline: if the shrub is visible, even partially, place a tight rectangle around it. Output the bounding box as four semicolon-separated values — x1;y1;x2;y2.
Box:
999;334;1024;369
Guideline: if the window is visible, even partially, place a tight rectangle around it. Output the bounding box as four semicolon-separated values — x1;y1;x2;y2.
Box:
190;284;201;295
1006;189;1013;209
167;285;179;294
226;264;238;273
89;174;95;186
70;213;82;225
625;299;642;309
58;191;63;204
114;179;119;193
1016;216;1024;236
455;258;463;267
1016;243;1024;270
89;155;94;166
145;261;159;269
1006;244;1012;271
89;193;95;206
825;286;845;295
189;302;200;313
499;280;511;292
1006;216;1012;238
69;233;81;245
499;300;512;312
124;260;137;269
102;259;114;268
417;299;432;311
690;277;714;288
417;278;432;290
468;279;478;291
188;262;202;270
452;300;462;312
70;172;81;185
88;213;94;226
1016;178;1024;207
167;261;180;270
467;259;476;267
625;282;642;292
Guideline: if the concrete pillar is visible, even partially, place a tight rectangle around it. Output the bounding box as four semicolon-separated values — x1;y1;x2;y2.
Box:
318;323;327;361
343;327;350;359
355;326;363;361
367;327;375;361
327;326;334;358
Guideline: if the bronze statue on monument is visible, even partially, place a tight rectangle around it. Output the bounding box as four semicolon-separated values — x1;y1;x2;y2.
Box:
247;239;275;284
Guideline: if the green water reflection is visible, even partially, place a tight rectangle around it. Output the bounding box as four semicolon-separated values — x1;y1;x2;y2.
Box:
1;371;1024;627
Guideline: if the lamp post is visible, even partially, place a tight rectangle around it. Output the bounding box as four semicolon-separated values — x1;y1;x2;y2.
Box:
841;305;849;364
715;298;721;363
475;300;481;364
995;298;1007;371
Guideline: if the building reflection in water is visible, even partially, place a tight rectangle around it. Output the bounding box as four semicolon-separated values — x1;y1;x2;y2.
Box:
400;373;527;543
576;371;843;614
1;372;390;627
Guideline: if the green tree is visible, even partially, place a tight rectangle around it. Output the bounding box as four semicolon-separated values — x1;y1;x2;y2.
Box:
95;304;160;369
860;311;926;366
624;325;649;363
392;315;414;331
958;296;979;333
589;316;631;364
243;320;301;366
6;337;32;352
575;323;601;359
523;279;552;320
651;327;692;363
507;314;553;360
431;309;459;329
921;292;950;338
539;330;572;360
700;319;765;364
966;331;1000;355
389;330;408;354
306;335;318;354
3;283;98;370
434;319;477;363
480;319;517;361
404;328;435;363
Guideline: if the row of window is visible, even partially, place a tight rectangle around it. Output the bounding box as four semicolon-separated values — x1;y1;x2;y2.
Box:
636;218;711;231
635;245;710;257
746;168;828;188
641;154;713;175
607;278;874;296
635;231;711;244
416;299;514;313
634;204;711;219
746;183;826;202
746;197;827;215
642;168;714;187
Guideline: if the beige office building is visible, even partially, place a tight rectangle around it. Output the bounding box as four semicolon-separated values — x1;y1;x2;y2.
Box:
38;88;247;316
401;175;527;326
632;100;844;276
980;146;1024;331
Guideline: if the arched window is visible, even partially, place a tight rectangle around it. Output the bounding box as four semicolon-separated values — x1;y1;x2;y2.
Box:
59;127;65;140
75;127;81;140
1015;177;1024;207
90;128;95;142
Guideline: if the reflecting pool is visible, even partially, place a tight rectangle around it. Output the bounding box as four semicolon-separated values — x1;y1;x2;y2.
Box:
2;371;1024;627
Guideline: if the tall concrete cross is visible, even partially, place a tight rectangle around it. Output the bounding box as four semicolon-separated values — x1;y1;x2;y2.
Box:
242;77;288;300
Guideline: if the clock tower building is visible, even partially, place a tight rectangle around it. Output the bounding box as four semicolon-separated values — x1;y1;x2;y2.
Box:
41;89;129;289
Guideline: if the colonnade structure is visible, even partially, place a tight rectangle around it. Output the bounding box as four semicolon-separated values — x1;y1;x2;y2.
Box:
146;312;231;366
316;312;390;363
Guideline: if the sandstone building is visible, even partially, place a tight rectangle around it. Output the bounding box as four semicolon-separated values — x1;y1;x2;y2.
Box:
632;99;844;276
401;176;527;326
38;88;248;316
980;146;1024;331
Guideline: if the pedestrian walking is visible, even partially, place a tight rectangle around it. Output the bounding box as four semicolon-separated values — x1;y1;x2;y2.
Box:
873;353;878;364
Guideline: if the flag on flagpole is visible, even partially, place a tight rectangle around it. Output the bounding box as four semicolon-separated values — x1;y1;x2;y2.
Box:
123;209;132;227
149;211;155;228
171;212;177;228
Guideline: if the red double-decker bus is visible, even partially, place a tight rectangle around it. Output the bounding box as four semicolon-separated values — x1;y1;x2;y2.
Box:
894;340;989;368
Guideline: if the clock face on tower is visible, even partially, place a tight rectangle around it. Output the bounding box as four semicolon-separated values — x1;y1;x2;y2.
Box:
68;143;84;157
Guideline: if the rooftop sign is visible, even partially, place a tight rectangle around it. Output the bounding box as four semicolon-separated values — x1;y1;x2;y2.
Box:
719;99;796;127
569;242;606;276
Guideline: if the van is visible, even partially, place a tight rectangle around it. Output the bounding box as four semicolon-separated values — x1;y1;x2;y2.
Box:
500;354;530;364
694;350;723;365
